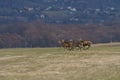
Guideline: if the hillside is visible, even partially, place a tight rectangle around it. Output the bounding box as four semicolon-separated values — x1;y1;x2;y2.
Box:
0;20;120;48
0;0;120;24
0;0;120;48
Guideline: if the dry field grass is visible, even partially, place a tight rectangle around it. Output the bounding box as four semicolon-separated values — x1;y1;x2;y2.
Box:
0;43;120;80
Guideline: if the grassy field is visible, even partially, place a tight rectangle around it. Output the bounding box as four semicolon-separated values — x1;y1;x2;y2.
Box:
0;43;120;80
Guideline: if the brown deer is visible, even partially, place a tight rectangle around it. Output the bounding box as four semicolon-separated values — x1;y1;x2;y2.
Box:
59;39;75;50
80;40;92;49
58;39;70;50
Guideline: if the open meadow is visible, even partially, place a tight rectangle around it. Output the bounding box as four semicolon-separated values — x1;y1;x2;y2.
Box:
0;43;120;80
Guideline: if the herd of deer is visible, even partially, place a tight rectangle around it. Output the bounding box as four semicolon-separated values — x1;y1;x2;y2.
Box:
59;39;92;50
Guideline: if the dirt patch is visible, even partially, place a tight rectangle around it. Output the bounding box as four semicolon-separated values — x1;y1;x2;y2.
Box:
0;55;26;61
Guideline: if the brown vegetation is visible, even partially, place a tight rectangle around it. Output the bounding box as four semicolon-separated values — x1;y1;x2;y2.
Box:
0;20;120;48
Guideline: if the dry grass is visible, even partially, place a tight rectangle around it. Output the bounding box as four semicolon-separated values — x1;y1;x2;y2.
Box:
0;43;120;80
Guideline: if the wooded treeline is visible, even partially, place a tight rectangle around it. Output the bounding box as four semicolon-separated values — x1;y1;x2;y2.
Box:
0;20;120;48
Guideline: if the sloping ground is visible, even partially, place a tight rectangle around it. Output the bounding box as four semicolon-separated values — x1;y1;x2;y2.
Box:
93;42;120;46
0;43;120;80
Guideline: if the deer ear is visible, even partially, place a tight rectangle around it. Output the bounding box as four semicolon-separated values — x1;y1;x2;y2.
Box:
61;39;65;42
